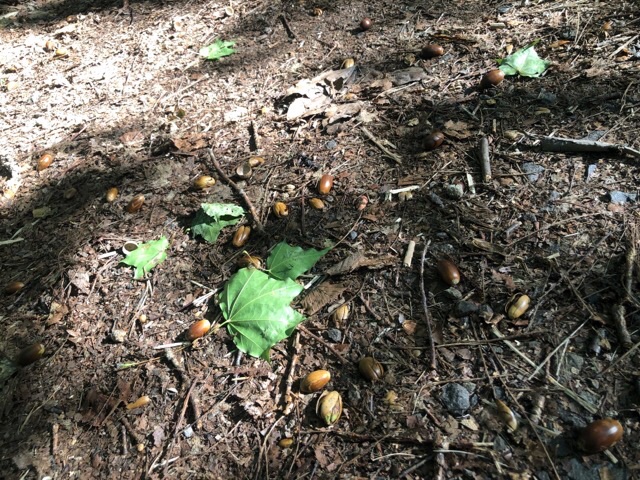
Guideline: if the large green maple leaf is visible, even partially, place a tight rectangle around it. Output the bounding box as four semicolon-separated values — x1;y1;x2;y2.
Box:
219;268;304;360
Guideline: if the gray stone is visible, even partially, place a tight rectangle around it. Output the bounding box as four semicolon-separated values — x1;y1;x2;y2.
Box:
440;383;470;416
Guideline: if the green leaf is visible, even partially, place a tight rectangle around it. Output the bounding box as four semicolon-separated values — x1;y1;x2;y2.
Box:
199;39;236;60
266;241;330;281
219;268;304;360
121;237;169;280
498;43;550;77
191;203;245;243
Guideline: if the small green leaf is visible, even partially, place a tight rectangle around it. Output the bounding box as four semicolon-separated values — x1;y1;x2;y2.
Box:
220;268;304;360
191;203;245;243
199;39;236;60
121;237;169;280
498;43;550;78
266;241;330;281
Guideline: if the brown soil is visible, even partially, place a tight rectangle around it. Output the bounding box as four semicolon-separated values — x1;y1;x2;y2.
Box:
1;0;639;478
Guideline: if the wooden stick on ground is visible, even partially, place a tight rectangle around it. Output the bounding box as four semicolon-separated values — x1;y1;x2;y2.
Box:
361;126;403;165
419;241;437;371
207;149;265;233
539;136;640;159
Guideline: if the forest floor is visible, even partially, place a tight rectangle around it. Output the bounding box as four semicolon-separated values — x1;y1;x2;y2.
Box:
0;0;639;478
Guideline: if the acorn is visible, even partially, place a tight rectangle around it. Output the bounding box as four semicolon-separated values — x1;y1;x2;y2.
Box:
248;156;265;167
126;395;151;410
506;294;530;320
355;195;369;211
37;151;55;171
235;162;253;179
278;438;294;448
232;226;251;247
342;58;355;69
186;319;211;341
105;187;119;202
44;40;56;52
5;280;25;294
480;69;505;89
495;399;518;432
316;391;342;425
237;253;263;269
273;201;289;218
360;17;372;31
318;174;334;195
126;194;145;213
332;304;350;323
16;343;45;366
579;419;623;454
300;369;331;394
425;131;445;151
421;44;445;59
358;356;384;381
437;259;460;286
194;175;216;190
309;198;325;210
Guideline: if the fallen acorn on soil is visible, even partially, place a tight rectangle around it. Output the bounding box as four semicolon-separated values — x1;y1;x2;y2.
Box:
194;175;216;190
360;17;372;31
506;294;530;319
186;319;211;341
15;343;45;366
37;151;55;171
421;44;444;59
309;198;325;210
495;399;518;431
278;438;294;448
317;390;342;425
425;131;445;151
359;356;384;381
237;253;262;269
105;187;119;202
232;226;251;247
5;280;25;294
273;201;289;218
126;194;145;213
332;304;350;324
480;69;505;89
318;174;334;195
578;418;623;454
126;395;151;410
437;259;460;286
300;369;331;394
235;162;252;179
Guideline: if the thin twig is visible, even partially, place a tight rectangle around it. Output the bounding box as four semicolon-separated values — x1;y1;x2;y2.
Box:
419;241;436;371
207;149;264;232
361;126;403;165
282;332;300;415
298;324;348;365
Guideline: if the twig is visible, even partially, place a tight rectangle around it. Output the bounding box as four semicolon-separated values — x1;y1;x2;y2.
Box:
282;332;300;415
419;241;437;371
479;137;491;182
599;337;640;376
403;240;416;267
361;126;403;165
298;324;348;365
612;304;633;350
490;325;598;414
527;319;588;380
538;135;640;159
278;14;296;39
207;149;264;233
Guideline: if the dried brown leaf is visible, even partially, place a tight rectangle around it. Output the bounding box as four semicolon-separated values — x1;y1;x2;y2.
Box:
300;282;348;315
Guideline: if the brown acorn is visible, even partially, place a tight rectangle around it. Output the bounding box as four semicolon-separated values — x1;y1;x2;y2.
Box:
309;198;325;210
480;69;505;89
16;343;45;366
126;395;151;410
232;226;251;247
495;399;518;432
279;438;294;448
360;17;372;31
126;194;145;213
355;195;369;211
579;419;623;454
358;357;384;381
5;280;25;294
506;294;530;319
37;152;55;171
194;175;216;190
421;44;445;59
105;187;119;203
273;201;289;218
300;369;331;393
186;319;211;341
316;390;342;425
425;131;445;151
248;156;265;167
318;175;334;195
332;304;350;323
237;253;263;269
437;259;460;285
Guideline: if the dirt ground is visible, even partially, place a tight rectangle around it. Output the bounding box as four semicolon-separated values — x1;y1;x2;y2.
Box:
1;0;639;478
